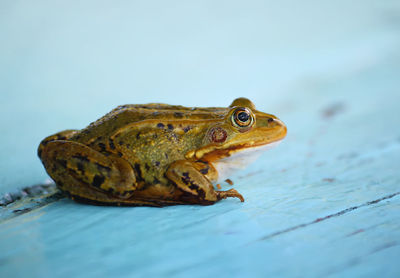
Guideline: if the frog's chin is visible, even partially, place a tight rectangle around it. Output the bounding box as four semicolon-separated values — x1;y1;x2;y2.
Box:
212;140;282;182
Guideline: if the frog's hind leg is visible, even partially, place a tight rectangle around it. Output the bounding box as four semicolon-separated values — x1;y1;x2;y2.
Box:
38;130;78;159
39;140;137;202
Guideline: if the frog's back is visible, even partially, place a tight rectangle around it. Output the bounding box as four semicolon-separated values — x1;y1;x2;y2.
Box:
70;103;226;147
111;103;227;120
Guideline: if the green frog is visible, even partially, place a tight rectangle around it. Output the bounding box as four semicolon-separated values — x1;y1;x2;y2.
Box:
38;98;287;206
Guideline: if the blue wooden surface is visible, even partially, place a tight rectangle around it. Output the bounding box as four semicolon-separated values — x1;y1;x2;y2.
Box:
1;1;400;277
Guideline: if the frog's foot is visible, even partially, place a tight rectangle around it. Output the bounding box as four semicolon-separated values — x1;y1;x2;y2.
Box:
216;189;244;202
166;160;244;205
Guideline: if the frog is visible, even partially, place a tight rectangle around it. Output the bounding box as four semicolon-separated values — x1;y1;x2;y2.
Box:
38;97;287;206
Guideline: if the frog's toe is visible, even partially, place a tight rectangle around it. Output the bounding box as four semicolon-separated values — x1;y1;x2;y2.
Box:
216;189;245;202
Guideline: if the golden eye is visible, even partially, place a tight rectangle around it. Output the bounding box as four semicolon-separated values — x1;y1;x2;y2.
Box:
232;107;254;128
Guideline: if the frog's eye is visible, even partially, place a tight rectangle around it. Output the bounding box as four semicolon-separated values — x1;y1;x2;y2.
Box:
231;107;254;129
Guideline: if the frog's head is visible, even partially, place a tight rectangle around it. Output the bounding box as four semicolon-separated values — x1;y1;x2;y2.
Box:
187;97;287;180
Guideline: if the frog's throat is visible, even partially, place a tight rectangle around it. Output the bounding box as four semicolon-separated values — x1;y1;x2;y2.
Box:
211;141;282;181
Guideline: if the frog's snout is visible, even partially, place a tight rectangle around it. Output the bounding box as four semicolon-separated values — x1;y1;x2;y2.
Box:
273;118;287;131
271;118;287;140
256;112;287;141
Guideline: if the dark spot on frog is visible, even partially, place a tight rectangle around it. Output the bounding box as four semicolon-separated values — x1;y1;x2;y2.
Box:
136;132;141;139
109;139;116;150
174;112;184;118
77;162;85;173
56;159;67;168
153;134;158;139
41;139;49;146
145;163;150;171
157;123;165;129
118;140;124;145
95;162;112;173
117;152;123;157
155;161;160;166
200;168;209;175
268;118;274;123
179;191;212;205
98;143;106;152
153;178;160;184
105;188;115;194
134;163;144;181
51;165;57;173
188;183;205;199
152;111;160;116
92;175;105;188
182;172;190;185
165;153;169;159
183;126;192;133
167;124;173;130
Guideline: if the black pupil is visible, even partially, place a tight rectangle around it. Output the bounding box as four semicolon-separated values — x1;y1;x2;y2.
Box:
237;111;249;122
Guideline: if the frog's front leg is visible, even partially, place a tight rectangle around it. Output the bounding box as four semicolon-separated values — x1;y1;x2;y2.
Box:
39;139;137;199
166;160;244;205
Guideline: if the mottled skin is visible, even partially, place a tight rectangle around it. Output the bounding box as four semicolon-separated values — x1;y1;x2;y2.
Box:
38;98;287;206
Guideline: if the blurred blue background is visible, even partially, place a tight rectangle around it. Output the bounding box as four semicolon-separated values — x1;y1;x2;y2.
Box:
1;2;400;278
1;0;399;194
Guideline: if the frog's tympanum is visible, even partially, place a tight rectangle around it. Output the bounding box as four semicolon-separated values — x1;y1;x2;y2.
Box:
38;98;287;206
